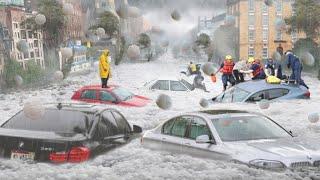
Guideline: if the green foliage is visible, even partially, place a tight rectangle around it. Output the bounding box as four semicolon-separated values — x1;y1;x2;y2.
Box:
94;11;120;37
196;33;211;48
138;33;151;48
115;36;126;65
23;60;45;84
285;0;320;38
3;59;24;87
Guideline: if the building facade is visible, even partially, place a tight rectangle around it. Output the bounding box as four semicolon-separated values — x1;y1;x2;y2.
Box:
227;0;304;60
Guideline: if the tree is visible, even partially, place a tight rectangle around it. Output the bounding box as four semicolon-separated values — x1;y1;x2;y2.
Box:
285;0;320;39
138;33;151;48
196;33;211;48
3;59;24;87
93;11;120;38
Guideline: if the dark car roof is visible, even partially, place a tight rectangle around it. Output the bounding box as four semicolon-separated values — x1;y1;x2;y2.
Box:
235;80;297;92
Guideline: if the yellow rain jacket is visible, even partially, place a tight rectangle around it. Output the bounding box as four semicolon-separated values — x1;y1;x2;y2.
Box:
266;76;281;84
189;64;197;72
99;49;112;78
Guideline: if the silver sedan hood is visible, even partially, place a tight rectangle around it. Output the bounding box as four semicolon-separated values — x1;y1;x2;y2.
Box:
224;137;320;167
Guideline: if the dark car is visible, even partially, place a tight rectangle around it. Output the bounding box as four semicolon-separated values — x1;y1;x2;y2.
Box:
0;103;142;163
212;80;310;103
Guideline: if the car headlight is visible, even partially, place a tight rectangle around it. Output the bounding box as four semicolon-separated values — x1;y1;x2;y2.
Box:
249;159;285;170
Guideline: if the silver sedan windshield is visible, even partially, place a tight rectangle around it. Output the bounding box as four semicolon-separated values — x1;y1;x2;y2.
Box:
211;116;291;142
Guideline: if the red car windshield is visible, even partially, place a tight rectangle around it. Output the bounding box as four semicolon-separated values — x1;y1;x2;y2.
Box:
112;88;134;101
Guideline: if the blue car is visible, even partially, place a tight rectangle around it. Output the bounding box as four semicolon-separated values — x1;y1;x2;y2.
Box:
212;80;310;103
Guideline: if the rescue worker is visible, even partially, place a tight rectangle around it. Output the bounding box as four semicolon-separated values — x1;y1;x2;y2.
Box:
218;55;236;91
99;49;112;88
233;59;248;83
188;62;197;75
193;73;209;92
285;50;309;89
241;57;266;80
264;58;283;79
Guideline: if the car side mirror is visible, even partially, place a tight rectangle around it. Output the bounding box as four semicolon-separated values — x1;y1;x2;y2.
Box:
133;125;142;133
195;135;211;143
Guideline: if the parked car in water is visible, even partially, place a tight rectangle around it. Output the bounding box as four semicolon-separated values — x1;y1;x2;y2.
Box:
142;110;320;170
72;85;150;107
144;78;195;92
0;103;142;163
212;80;310;103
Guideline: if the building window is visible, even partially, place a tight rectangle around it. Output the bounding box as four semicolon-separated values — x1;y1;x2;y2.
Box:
291;29;298;43
262;15;268;26
248;45;255;57
248;0;255;12
13;23;18;29
262;46;268;59
248;29;255;41
28;31;33;39
30;52;35;58
262;3;268;14
23;52;29;59
276;30;282;40
248;14;255;27
263;29;268;42
276;0;282;15
21;30;27;39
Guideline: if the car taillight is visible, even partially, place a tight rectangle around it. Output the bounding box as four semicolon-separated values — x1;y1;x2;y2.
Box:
304;91;311;98
49;147;90;163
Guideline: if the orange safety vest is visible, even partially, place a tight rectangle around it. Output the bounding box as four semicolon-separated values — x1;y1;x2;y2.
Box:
220;60;235;74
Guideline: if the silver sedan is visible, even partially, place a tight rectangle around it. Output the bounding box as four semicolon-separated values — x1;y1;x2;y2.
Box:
142;110;320;170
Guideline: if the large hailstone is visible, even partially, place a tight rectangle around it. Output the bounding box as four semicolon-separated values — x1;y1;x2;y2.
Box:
225;15;236;26
63;3;74;15
127;45;140;60
156;94;172;110
275;18;286;31
96;27;106;37
199;98;209;108
308;113;319;123
171;9;181;21
128;6;141;18
23;100;45;120
257;99;270;110
301;52;315;66
61;47;73;59
14;75;23;87
264;0;273;6
117;5;129;19
201;63;216;76
53;71;64;82
35;14;46;25
17;40;29;53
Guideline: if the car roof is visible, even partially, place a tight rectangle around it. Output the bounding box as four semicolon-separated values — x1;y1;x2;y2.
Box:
44;103;107;114
194;109;260;119
80;85;119;91
235;80;296;92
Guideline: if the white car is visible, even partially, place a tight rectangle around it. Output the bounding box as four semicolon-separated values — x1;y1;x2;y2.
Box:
142;110;320;170
144;77;195;92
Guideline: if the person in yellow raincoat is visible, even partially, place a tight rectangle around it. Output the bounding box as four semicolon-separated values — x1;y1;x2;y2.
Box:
99;49;112;88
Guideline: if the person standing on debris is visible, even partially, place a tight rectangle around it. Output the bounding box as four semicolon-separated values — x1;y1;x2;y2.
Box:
285;50;309;89
233;59;247;83
99;49;112;88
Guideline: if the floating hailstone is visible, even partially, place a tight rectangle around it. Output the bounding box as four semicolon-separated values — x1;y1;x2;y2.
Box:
96;27;105;37
53;71;64;82
308;113;319;123
199;98;209;108
63;3;74;15
35;14;46;25
201;63;216;76
301;52;315;66
264;0;273;6
61;47;73;59
275;18;286;31
171;9;181;21
17;40;29;53
258;99;270;110
156;94;172;110
23;100;45;120
127;45;140;60
117;5;129;19
14;75;23;87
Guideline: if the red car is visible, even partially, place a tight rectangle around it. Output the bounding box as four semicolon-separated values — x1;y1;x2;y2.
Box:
72;85;150;107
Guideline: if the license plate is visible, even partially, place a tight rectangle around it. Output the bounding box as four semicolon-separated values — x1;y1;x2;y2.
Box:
11;150;35;161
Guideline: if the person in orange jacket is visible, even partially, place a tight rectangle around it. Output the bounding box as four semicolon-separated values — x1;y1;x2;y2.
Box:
218;55;236;91
99;49;112;88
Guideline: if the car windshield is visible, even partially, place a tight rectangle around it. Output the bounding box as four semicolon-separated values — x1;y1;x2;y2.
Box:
211;116;291;142
2;109;93;134
180;79;195;90
112;87;134;101
215;87;249;103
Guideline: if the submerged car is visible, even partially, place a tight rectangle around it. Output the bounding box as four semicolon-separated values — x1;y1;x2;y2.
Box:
144;78;195;92
72;85;150;107
142;110;320;170
0;103;142;163
212;80;310;103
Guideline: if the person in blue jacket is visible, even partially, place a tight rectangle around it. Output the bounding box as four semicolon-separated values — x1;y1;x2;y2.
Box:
285;50;309;89
264;58;284;79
